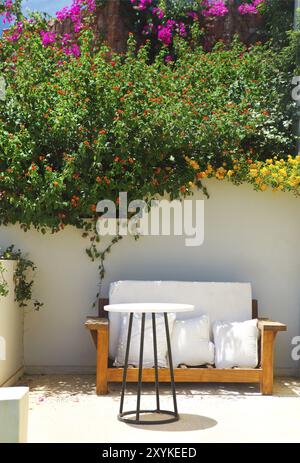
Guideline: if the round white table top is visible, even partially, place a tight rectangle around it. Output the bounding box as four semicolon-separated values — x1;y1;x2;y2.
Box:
104;303;195;314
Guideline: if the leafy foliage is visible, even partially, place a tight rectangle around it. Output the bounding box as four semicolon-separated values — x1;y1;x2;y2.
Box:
0;23;297;232
0;245;43;310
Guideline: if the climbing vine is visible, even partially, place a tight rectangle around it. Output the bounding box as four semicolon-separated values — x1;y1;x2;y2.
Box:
0;245;43;310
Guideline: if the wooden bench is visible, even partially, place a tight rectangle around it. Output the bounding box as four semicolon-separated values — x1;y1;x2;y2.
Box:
85;297;286;396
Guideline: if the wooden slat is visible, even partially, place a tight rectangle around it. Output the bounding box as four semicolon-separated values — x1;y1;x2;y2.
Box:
258;320;287;332
107;367;262;383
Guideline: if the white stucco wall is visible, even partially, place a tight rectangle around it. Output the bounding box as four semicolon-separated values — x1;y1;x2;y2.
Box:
0;179;299;375
0;260;24;386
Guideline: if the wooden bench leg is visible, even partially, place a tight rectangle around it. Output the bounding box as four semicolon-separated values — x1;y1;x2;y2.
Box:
260;330;276;395
96;326;109;395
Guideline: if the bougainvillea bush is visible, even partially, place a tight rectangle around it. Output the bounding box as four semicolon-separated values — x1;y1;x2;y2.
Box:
0;0;299;234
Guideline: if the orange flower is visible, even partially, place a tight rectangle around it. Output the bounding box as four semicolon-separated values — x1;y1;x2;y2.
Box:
90;204;97;212
39;155;45;161
53;181;59;187
180;185;186;193
84;141;90;147
114;156;120;162
112;86;120;91
45;166;52;171
99;129;106;135
96;176;102;184
104;176;110;186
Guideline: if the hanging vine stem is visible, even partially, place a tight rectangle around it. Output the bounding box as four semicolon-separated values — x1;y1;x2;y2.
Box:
85;231;124;309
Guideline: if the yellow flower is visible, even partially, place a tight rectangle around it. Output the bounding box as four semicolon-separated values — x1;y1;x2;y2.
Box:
278;168;287;176
227;170;233;177
266;159;273;165
249;169;258;177
260;167;269;176
206;164;213;174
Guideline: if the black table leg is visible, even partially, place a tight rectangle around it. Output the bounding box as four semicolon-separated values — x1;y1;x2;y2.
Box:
136;312;146;421
152;313;160;412
164;312;178;418
119;313;133;416
118;311;179;425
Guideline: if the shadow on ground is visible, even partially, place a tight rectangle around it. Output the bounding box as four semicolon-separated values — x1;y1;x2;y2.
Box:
127;413;217;432
17;375;300;399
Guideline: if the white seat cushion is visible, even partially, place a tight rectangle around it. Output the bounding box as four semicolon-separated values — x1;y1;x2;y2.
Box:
171;315;215;367
114;313;176;367
108;280;252;359
213;319;259;369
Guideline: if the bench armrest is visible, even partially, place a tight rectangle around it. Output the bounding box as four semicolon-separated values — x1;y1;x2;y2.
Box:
85;317;109;348
85;317;109;330
258;319;287;332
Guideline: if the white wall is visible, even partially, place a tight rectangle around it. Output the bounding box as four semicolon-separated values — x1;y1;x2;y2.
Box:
0;261;24;386
0;179;299;375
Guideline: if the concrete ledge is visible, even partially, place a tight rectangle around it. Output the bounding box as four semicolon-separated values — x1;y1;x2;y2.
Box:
0;387;29;443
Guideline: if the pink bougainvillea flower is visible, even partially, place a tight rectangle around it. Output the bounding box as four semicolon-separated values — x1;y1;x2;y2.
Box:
238;3;258;15
202;0;229;17
40;30;57;46
6;22;23;42
157;25;173;46
63;43;81;58
178;22;187;37
152;7;164;19
62;33;72;45
137;0;152;10
165;54;174;63
187;11;198;20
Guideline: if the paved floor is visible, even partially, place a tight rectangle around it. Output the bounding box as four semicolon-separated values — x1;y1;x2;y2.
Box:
17;375;300;443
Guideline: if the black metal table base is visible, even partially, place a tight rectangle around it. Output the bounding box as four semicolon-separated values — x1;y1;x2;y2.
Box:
119;312;179;425
118;409;179;425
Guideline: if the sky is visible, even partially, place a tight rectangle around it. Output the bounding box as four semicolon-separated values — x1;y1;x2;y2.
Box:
1;0;72;34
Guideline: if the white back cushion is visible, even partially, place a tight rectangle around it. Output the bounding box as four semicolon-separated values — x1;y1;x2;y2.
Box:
108;280;252;359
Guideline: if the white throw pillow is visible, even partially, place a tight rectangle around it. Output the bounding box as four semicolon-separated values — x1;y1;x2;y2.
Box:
114;313;176;367
171;315;214;367
213;319;259;369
